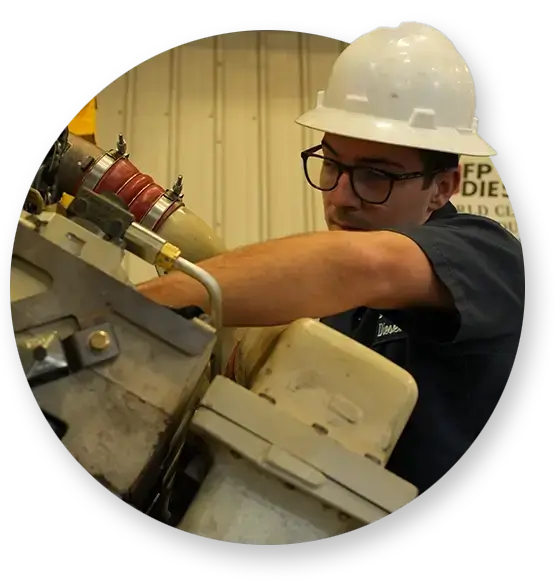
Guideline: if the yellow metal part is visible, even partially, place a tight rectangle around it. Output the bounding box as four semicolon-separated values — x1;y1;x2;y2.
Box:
68;98;97;138
155;242;182;271
59;193;75;210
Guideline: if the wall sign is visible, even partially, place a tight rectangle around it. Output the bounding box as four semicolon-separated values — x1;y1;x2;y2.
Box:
452;157;519;239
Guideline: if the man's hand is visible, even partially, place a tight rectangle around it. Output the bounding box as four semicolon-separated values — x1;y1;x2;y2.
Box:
137;230;453;328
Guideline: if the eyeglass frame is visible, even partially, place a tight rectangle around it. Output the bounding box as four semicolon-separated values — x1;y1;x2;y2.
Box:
300;144;451;205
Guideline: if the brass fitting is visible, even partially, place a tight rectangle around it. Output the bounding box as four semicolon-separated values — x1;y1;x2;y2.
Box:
88;330;111;351
155;242;182;271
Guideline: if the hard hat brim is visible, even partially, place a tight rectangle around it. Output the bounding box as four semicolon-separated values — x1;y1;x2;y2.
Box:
296;107;496;157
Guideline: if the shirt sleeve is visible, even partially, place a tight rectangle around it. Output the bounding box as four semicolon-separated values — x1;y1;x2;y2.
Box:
381;213;525;345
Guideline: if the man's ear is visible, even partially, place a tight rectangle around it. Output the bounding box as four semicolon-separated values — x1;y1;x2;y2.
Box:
428;168;460;211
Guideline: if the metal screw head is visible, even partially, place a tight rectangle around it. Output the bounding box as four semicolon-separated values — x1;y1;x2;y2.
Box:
88;330;111;351
33;346;48;361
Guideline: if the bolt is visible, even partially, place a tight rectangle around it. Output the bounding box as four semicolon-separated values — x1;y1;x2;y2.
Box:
117;134;127;155
88;330;111;352
172;174;183;197
33;346;48;361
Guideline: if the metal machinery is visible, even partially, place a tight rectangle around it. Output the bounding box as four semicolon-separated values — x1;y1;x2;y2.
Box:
11;129;419;544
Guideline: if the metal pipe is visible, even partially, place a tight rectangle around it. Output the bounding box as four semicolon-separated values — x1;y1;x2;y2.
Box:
173;256;223;332
173;255;223;377
123;222;223;331
124;222;166;264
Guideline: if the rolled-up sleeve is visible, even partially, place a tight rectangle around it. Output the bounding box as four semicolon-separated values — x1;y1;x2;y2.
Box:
384;214;525;344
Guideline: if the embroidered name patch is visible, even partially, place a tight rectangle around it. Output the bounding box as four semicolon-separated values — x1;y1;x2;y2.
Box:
374;314;406;344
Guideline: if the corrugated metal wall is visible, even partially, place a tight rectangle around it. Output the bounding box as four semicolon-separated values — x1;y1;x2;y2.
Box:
96;31;518;247
96;32;346;250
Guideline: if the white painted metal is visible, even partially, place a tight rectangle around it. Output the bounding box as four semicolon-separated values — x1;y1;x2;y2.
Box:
177;373;417;544
178;445;362;545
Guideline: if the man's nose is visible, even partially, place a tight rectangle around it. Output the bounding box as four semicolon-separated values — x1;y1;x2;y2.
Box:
326;171;361;208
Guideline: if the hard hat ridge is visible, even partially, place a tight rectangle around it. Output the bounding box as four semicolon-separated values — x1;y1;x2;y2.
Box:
296;22;495;157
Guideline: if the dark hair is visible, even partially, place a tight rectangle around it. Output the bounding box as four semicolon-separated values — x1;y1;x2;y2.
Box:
419;149;460;188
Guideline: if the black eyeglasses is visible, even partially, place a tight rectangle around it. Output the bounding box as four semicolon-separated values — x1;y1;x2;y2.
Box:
301;144;445;205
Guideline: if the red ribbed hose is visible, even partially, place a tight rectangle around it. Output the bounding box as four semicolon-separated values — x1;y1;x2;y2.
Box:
94;158;167;223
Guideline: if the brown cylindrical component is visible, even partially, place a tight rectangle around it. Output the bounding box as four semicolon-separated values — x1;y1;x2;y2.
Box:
56;135;106;196
54;132;226;263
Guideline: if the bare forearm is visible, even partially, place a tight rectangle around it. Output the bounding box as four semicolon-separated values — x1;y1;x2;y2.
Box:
138;231;379;327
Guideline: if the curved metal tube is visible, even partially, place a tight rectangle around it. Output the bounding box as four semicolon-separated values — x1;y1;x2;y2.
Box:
173;256;223;377
173;256;223;332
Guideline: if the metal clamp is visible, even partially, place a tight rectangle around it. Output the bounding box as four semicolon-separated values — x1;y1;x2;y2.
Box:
66;188;135;241
16;323;120;388
107;133;129;160
164;174;184;202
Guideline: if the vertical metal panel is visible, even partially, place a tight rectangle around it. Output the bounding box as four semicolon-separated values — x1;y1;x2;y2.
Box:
300;34;342;233
174;38;217;233
96;32;342;248
129;51;172;184
257;32;270;242
263;31;307;239
219;32;261;249
96;74;127;152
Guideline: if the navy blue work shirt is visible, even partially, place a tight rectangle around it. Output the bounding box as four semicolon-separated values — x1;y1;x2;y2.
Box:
320;202;525;494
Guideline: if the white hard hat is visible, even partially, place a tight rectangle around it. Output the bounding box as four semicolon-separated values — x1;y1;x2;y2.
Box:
296;23;495;156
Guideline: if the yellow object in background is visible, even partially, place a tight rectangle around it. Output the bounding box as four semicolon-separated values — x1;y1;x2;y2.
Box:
68;98;97;142
60;193;75;210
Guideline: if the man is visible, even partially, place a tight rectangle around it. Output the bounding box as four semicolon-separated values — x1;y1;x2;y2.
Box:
138;23;525;494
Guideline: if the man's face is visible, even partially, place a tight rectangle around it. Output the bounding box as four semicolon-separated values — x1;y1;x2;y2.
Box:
318;133;458;232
